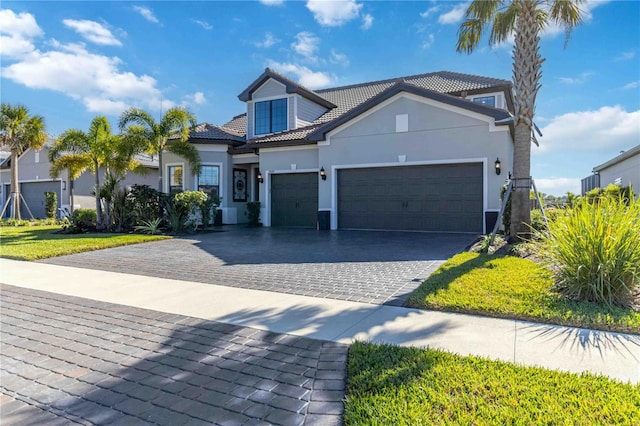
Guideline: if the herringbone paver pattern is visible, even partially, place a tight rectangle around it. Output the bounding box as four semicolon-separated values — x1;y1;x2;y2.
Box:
40;228;472;305
0;284;347;425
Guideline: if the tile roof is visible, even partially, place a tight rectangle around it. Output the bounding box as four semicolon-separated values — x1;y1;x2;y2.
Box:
219;70;511;148
172;122;245;144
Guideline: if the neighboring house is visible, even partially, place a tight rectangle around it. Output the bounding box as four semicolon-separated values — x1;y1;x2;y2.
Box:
581;145;640;196
0;145;159;219
168;68;515;233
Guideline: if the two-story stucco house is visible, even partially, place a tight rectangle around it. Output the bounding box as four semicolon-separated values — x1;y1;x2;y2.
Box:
165;68;515;233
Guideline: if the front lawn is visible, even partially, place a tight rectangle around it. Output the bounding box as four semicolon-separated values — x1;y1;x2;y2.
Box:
406;252;640;334
0;225;169;260
345;342;640;425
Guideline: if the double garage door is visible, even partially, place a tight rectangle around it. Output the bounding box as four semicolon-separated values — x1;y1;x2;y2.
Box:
270;163;483;232
338;163;483;233
19;181;60;219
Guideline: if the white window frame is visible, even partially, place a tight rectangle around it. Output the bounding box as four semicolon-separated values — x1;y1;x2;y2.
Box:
197;163;223;199
165;163;185;194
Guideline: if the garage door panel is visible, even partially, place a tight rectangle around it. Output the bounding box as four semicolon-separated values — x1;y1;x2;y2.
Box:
20;181;60;219
338;163;483;233
271;173;318;228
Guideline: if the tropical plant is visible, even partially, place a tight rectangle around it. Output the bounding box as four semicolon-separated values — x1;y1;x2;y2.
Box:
457;0;585;240
45;192;57;219
0;103;47;219
64;208;98;234
119;107;200;193
134;218;163;235
535;195;640;307
247;201;262;227
49;116;147;228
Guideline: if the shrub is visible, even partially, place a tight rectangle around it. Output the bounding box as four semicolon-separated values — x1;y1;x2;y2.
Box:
530;209;546;232
199;195;220;229
500;183;511;234
45;192;57;219
65;208;97;233
127;185;162;225
536;195;640;307
247;201;262;227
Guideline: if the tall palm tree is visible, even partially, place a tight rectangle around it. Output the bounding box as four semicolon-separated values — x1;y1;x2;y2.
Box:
119;107;200;193
457;0;584;240
49;116;142;226
0;103;47;219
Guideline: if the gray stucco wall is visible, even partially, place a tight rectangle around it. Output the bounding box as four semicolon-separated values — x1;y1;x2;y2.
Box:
598;153;640;195
318;95;513;215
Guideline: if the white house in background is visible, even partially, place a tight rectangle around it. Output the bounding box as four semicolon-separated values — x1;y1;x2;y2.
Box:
581;145;640;196
0;145;158;219
166;68;516;233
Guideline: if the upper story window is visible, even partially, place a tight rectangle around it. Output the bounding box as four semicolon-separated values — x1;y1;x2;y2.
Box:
255;98;287;135
472;96;496;107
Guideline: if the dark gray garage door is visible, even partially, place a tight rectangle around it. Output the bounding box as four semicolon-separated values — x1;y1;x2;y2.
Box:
20;181;60;219
338;163;483;233
271;173;318;228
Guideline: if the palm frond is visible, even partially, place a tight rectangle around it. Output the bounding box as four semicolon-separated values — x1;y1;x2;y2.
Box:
50;153;92;179
456;0;502;53
160;107;196;143
548;0;585;46
119;108;156;133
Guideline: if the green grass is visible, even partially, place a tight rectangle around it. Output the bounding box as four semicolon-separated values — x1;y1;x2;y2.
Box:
0;225;170;260
345;342;640;425
406;252;640;334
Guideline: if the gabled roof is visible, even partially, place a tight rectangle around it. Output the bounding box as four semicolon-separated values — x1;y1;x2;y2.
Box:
593;144;640;172
214;69;512;149
238;68;337;109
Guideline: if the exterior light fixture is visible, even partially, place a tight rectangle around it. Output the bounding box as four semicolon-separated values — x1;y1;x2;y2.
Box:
257;170;264;184
320;167;327;181
494;158;501;175
61;180;66;191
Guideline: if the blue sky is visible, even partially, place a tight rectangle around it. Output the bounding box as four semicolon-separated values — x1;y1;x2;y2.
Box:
1;0;638;195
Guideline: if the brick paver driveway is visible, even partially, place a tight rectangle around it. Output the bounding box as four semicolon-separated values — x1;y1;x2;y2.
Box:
40;228;475;305
1;284;347;425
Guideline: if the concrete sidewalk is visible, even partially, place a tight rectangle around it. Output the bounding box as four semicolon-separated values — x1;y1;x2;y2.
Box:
2;258;639;384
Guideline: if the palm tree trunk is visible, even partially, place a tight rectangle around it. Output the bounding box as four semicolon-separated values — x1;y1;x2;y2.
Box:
10;150;20;220
158;149;163;193
94;160;103;226
510;0;543;240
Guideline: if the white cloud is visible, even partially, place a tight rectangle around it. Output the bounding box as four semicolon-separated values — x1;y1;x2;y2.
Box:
361;13;373;30
133;6;159;24
615;50;636;61
420;6;440;18
291;31;320;62
329;49;349;66
438;2;469;25
541;0;608;39
191;19;212;30
2;40;168;116
63;19;122;46
255;32;280;49
422;33;435;49
259;0;284;5
536;106;640;153
557;71;593;85
535;177;581;196
306;0;362;26
621;81;639;90
0;9;43;59
184;92;207;105
266;61;333;89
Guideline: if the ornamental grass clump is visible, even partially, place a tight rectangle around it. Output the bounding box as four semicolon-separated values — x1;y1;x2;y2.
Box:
536;194;640;307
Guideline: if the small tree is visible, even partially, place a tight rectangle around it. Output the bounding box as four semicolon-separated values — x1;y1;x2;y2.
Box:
45;191;57;219
0;103;47;219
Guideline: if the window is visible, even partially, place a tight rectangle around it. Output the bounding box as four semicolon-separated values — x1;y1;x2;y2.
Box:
168;165;183;195
472;96;496;107
255;98;287;135
198;165;220;198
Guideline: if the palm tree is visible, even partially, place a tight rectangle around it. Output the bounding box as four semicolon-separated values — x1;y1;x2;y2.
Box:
119;107;200;193
49;116;144;226
456;0;584;240
0;103;47;219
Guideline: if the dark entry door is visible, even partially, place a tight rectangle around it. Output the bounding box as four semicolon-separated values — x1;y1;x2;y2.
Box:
271;173;318;228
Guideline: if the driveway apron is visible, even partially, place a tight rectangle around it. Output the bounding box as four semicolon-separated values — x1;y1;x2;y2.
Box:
39;228;475;305
0;284;347;426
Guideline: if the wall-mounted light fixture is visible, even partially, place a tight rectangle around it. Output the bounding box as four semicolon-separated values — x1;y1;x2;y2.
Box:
494;158;502;175
320;167;327;181
61;181;67;191
257;170;264;184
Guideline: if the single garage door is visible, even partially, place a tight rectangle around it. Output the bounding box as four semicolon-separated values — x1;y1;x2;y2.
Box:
20;181;60;219
271;173;318;228
338;163;483;233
